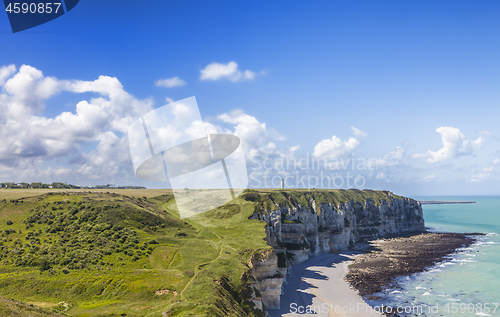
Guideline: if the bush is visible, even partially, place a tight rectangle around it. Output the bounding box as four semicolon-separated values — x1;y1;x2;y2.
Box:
6;220;13;225
39;259;51;271
148;239;159;244
62;268;69;274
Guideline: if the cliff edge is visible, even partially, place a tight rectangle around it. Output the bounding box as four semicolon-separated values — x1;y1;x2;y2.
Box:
242;189;425;311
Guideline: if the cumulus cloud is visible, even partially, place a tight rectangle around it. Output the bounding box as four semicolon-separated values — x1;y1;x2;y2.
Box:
0;64;152;183
471;158;500;182
412;127;487;163
312;127;367;161
0;64;16;86
1;65;62;119
200;61;256;82
377;146;405;167
217;109;296;168
155;76;186;88
0;64;288;186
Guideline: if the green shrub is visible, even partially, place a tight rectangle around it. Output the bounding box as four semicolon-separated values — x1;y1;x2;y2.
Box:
39;259;51;271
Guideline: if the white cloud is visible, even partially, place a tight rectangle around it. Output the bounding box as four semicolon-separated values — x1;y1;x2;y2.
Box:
1;65;62;119
0;64;152;184
0;64;16;86
377;146;405;167
471;172;489;182
155;76;186;88
424;174;436;181
76;131;132;179
200;61;256;82
0;64;282;186
217;109;295;167
312;127;367;161
412;127;487;163
471;158;500;182
0;65;285;186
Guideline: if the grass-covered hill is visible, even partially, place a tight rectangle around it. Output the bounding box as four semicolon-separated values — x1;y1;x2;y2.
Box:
0;188;404;316
0;189;271;316
242;188;402;215
0;297;68;317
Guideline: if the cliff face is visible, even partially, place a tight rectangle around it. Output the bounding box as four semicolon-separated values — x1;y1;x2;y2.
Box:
245;190;425;310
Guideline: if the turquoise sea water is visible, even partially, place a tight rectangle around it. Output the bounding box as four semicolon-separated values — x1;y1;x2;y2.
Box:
367;196;500;317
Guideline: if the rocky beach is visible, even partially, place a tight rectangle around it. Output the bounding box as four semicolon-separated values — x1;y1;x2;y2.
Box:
345;232;480;315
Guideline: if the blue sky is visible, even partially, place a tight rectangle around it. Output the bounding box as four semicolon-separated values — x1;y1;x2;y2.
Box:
1;0;500;196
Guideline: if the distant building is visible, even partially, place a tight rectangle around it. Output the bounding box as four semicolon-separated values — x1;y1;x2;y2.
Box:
281;178;284;189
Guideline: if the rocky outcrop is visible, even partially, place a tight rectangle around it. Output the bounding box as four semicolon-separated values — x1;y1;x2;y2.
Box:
246;250;284;313
246;190;425;311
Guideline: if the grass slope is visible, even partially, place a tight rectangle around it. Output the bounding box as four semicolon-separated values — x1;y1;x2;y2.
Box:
0;297;68;317
0;188;401;316
242;188;402;215
0;191;269;316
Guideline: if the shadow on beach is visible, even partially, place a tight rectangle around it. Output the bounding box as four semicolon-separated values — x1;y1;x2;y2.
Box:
269;251;376;317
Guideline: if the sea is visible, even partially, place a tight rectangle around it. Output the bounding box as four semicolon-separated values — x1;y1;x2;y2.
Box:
365;196;500;317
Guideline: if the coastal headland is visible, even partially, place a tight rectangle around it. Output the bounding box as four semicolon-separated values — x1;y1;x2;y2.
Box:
0;188;472;316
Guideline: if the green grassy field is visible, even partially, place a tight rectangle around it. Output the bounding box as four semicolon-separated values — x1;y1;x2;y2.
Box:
0;188;400;316
0;190;271;316
0;189;173;200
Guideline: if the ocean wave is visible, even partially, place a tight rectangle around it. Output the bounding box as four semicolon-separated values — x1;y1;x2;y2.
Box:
425;268;442;273
475;240;498;246
439;262;455;267
363;232;498;315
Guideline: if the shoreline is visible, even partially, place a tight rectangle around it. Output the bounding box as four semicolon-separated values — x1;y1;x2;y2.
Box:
345;232;480;316
268;251;383;317
268;232;479;317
